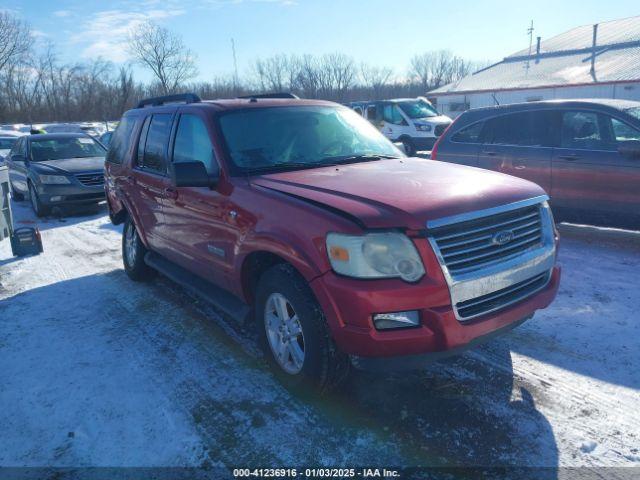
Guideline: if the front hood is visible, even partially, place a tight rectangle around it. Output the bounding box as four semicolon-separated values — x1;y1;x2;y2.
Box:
32;156;105;174
413;115;451;126
251;158;546;230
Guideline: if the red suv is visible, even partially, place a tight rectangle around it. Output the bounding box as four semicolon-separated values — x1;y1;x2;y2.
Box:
105;93;560;389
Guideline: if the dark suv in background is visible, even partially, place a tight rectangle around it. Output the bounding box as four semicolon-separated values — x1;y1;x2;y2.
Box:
432;99;640;229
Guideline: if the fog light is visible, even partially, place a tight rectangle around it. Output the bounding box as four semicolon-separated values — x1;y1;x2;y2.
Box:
373;310;420;330
50;196;63;202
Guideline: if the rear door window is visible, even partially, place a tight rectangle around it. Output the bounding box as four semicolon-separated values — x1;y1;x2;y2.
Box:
172;114;218;175
140;114;172;173
560;111;607;150
483;111;553;147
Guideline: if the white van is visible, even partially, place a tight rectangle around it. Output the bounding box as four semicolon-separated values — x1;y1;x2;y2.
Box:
349;98;452;155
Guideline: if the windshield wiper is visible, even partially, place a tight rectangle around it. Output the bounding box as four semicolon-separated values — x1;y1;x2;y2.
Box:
243;162;325;175
322;154;401;165
242;154;401;175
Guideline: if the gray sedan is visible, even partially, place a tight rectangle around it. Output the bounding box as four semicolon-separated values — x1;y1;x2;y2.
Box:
6;133;107;217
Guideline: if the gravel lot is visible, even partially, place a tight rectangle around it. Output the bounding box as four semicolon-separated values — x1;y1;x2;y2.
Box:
0;200;639;478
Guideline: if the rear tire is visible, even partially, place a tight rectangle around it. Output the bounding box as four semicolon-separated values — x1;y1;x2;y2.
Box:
28;182;49;217
256;263;351;392
122;216;156;281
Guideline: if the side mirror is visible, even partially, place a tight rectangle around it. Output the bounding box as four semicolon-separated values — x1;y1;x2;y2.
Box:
618;140;640;158
171;161;218;188
11;154;26;163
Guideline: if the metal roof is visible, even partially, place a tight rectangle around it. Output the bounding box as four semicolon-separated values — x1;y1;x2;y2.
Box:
431;15;640;95
510;15;640;57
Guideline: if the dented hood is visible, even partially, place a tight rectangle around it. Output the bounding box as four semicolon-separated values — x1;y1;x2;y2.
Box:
251;158;546;230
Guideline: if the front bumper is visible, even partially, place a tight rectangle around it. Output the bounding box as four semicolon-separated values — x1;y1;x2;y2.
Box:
36;183;105;206
310;265;560;361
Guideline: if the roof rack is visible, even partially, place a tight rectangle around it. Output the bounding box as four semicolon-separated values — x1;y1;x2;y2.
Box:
237;92;299;100
136;93;201;109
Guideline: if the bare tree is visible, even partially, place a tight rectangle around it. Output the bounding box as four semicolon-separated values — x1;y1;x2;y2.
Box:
128;21;197;95
409;50;486;92
253;54;291;92
0;11;31;73
360;63;393;97
320;53;356;101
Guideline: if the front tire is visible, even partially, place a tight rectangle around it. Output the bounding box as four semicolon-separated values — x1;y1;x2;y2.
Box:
122;217;155;281
28;182;49;217
256;264;350;392
401;137;417;156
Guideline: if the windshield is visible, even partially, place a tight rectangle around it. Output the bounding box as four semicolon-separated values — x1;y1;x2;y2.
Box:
219;106;402;174
30;136;106;162
625;107;640;121
0;137;17;149
398;100;439;119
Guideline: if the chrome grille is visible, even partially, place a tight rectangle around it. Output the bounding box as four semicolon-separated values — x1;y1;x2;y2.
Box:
75;172;104;186
430;204;543;277
456;271;550;320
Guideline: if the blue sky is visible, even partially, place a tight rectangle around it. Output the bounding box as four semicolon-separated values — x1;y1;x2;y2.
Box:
5;0;640;82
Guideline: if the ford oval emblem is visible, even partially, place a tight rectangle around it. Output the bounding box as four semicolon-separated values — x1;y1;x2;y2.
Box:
492;230;514;246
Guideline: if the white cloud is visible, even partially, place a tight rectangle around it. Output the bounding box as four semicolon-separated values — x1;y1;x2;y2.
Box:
53;10;71;17
70;8;185;63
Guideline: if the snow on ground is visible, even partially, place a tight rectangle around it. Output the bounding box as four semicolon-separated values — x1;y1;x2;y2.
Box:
0;199;639;475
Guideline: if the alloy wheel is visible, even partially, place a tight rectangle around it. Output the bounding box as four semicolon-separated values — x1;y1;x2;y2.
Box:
124;222;138;267
264;292;305;374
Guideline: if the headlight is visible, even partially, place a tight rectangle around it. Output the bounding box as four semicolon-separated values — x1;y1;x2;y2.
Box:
326;232;425;282
38;174;71;185
415;124;432;132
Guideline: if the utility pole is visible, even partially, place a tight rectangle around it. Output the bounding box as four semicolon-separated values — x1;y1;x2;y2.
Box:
525;20;534;74
231;38;239;95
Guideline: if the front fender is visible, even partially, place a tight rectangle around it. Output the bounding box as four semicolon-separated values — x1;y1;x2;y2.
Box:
235;231;328;282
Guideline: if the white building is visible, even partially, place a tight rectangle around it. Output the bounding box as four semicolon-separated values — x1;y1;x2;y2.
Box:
430;15;640;118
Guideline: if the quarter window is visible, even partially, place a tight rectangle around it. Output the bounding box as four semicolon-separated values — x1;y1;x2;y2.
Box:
172;114;217;175
366;105;377;121
137;117;150;167
10;137;24;157
106;116;136;164
451;122;484;143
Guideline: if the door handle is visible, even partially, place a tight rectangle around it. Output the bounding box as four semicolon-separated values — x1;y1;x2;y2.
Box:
558;154;579;161
482;150;497;156
163;187;178;200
